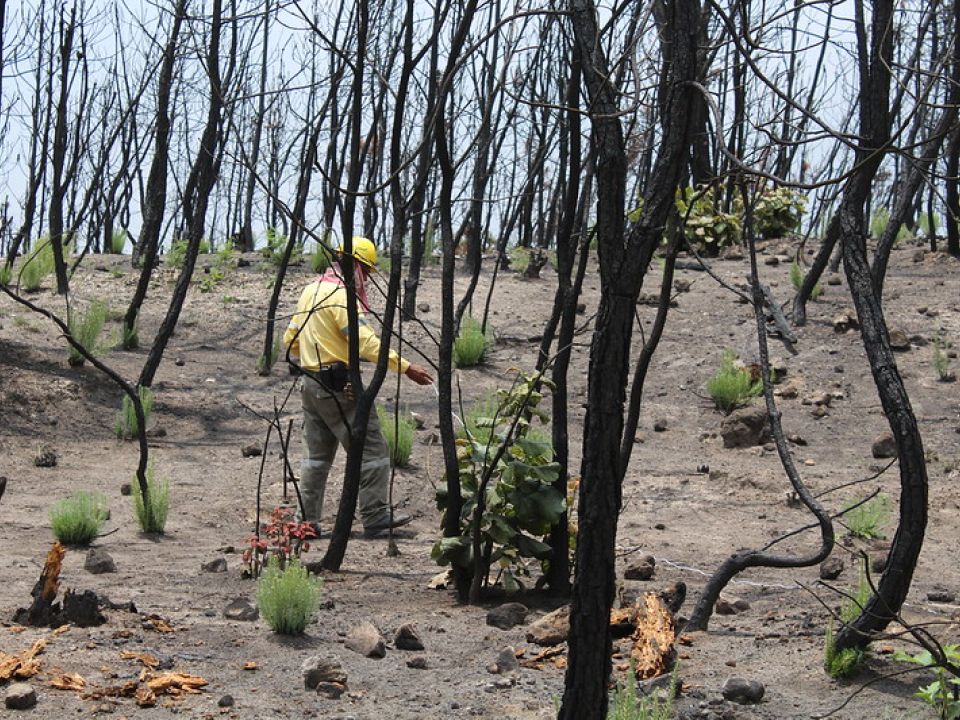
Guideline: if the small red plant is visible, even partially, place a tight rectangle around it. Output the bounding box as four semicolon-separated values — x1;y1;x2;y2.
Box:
243;506;317;578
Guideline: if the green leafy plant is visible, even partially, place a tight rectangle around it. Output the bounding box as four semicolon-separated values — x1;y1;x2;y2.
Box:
453;316;491;368
457;391;501;447
790;259;823;299
433;371;564;593
895;644;960;719
50;491;109;545
310;242;333;274
67;300;109;367
508;246;531;274
933;334;954;381
167;238;189;268
608;665;678;720
122;312;139;350
256;556;322;635
114;385;155;440
256;332;282;375
844;493;890;540
20;237;60;291
918;212;941;237
824;562;871;678
378;406;415;467
110;230;127;254
706;349;762;413
132;463;170;534
262;227;295;266
676;186;741;255
752;187;807;239
243;505;318;578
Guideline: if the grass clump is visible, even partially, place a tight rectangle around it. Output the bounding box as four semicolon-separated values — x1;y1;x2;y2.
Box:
790;259;822;299
824;622;865;679
114;385;155;440
607;666;677;720
110;230;127;254
844;493;890;540
20;238;59;291
50;491;109;545
67;300;109;367
377;406;415;467
453;316;491;368
0;262;11;286
933;334;954;381
132;463;170;534
706;349;762;413
456;391;500;447
256;556;322;635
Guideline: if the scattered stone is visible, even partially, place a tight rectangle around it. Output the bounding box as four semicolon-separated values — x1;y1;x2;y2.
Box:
624;555;656;581
316;682;345;699
223;597;259;622
84;548;117;575
409;412;426;430
486;602;528;630
721;247;744;261
811;392;832;407
525;606;570;646
719;406;771;449
301;656;347;689
888;329;911;350
763;255;779;266
912;249;926;263
201;558;227;573
819;557;844;580
5;682;37;710
776;381;800;399
576;302;587;314
428;570;451;589
406;656;429;669
673;278;691;293
871;432;898;459
346;622;386;658
927;588;956;603
394;624;425;651
236;256;251;268
217;695;235;708
834;364;844;374
722;677;765;704
870;551;888;574
653;419;668;432
938;370;957;383
811;406;828;419
417;302;431;314
241;444;262;458
174;357;186;367
638;672;679;698
833;314;858;332
421;432;440;446
120;483;132;496
659;581;687;614
715;595;750;615
489;646;519;674
34;448;57;467
827;275;842;286
787;434;807;446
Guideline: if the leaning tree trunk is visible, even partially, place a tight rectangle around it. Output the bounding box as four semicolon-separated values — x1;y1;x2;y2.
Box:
558;0;699;716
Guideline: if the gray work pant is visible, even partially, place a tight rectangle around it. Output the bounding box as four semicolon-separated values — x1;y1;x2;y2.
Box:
299;376;392;528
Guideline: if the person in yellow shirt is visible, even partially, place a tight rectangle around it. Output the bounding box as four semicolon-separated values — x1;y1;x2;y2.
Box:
284;236;433;536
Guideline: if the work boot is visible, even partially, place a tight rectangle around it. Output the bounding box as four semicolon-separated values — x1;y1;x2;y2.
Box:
362;512;412;537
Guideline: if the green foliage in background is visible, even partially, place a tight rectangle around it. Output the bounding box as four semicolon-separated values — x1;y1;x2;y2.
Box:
114;385;154;440
676;187;741;254
706;349;762;413
20;237;63;291
844;493;890;540
434;372;564;593
608;665;678;720
378;406;416;467
453;316;491;368
895;644;960;719
790;259;823;299
752;187;806;239
110;230;127;254
256;556;322;635
50;491;109;545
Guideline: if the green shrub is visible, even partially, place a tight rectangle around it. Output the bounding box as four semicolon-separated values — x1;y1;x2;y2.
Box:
132;463;170;534
50;491;108;545
453;316;491;368
378;406;415;467
790;260;822;299
508;246;531;274
114;385;155;440
933;334;953;381
110;230;127;254
256;332;282;375
752;188;806;239
608;665;677;720
1;262;13;286
844;493;890;540
918;212;940;237
67;300;109;367
256;556;322;635
20;237;58;291
894;644;960;719
310;243;333;274
167;238;189;268
824;622;865;679
457;391;501;447
706;349;762;413
676;186;741;255
122;313;139;350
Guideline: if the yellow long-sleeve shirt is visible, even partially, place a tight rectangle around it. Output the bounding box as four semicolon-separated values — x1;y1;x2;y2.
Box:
283;280;409;375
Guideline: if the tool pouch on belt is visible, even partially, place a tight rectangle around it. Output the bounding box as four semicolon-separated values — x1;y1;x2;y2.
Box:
316;362;349;392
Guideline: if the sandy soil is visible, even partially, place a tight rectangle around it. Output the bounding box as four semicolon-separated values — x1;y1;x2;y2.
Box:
1;240;958;720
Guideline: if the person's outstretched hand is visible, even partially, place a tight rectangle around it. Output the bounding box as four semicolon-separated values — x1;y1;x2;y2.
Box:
405;363;434;386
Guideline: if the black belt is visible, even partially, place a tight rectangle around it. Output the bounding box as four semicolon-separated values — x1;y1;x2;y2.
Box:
308;362;349;392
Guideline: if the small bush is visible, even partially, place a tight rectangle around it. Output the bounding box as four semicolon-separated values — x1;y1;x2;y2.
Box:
167;238;189;268
122;314;139;350
844;493;890;540
453;316;490;368
676;186;741;254
706;349;762;413
67;300;109;367
753;187;806;239
824;622;864;679
608;666;677;720
378;406;415;467
790;260;822;299
0;262;12;286
933;334;953;381
256;556;322;635
456;391;500;447
50;491;108;545
20;238;58;291
132;463;170;534
114;385;155;440
310;243;333;274
110;230;127;254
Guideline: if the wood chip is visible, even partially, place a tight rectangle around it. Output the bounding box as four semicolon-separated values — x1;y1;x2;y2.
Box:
120;650;161;668
143;614;175;633
49;672;86;691
243;661;257;671
52;624;71;636
0;638;47;680
629;592;676;680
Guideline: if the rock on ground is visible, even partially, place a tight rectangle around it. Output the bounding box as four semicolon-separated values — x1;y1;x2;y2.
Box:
486;602;528;630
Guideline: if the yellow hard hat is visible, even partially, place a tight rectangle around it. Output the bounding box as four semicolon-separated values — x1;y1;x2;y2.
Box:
338;236;377;269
